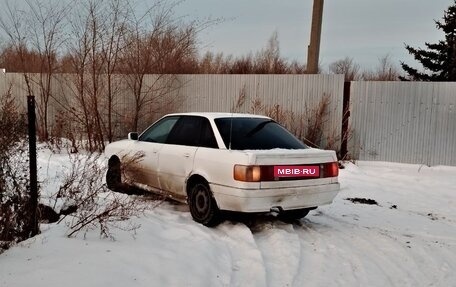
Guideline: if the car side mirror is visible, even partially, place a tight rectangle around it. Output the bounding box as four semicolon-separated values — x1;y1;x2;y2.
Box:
128;132;138;140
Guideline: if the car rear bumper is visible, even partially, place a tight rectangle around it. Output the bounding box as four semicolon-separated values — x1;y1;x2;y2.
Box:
210;182;340;213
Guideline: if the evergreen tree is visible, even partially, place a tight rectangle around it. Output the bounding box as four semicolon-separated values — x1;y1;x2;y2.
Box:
400;1;456;81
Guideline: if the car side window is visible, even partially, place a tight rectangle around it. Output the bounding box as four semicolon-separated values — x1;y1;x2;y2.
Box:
139;116;179;143
167;116;201;146
166;116;218;148
199;119;218;148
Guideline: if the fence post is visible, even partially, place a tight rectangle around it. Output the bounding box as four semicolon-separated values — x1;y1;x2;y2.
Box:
27;95;39;236
340;81;351;160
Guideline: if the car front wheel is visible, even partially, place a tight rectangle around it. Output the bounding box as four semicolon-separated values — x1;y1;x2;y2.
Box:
106;156;121;191
188;182;221;227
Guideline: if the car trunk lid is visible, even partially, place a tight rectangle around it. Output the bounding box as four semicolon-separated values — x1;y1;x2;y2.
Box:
244;148;338;188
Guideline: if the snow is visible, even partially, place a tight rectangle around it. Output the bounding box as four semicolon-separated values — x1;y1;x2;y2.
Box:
1;150;455;287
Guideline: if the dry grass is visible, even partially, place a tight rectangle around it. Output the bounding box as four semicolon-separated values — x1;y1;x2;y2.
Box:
232;89;341;151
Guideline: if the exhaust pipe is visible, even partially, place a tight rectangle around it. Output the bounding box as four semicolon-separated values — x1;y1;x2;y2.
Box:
270;206;283;215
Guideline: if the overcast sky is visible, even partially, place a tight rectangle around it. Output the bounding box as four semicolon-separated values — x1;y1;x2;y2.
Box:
1;0;452;72
174;0;453;71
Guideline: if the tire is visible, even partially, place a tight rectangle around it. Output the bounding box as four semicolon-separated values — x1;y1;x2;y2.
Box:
278;208;312;222
106;156;122;191
188;182;221;227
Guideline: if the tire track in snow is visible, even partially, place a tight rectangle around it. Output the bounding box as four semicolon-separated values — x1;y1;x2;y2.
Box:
145;206;234;286
301;214;407;286
291;210;447;287
216;222;267;287
321;210;456;286
249;220;302;287
148;200;456;286
290;218;364;287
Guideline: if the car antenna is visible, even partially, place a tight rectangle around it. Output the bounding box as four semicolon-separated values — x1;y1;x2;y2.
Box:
228;112;233;150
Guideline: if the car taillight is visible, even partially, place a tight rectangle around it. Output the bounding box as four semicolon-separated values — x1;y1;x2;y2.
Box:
322;162;339;177
234;162;339;182
234;165;261;182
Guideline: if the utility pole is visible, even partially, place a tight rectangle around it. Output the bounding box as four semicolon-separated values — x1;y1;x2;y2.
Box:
306;0;324;74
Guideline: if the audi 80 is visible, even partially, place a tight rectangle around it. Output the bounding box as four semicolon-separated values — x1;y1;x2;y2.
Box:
105;112;340;226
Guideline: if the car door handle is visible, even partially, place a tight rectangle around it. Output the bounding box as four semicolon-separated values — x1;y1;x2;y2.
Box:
183;153;191;158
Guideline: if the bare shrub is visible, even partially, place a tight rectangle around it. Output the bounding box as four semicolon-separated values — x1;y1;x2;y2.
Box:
329;57;361;81
303;94;331;148
231;84;247;112
260;96;333;149
199;52;226;73
232;85;339;151
362;54;400;81
198;32;307;74
0;86;34;251
47;110;79;153
55;152;148;238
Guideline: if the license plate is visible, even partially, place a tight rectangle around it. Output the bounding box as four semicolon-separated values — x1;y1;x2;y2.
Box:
274;165;320;177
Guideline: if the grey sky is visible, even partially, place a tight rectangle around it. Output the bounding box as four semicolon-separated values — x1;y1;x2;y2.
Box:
174;0;452;71
1;0;452;72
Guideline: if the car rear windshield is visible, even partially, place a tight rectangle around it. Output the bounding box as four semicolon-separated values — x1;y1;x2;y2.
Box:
214;117;307;150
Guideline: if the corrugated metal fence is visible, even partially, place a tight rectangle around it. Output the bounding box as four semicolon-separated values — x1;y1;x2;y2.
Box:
349;81;456;166
0;73;344;149
178;74;344;149
1;72;455;166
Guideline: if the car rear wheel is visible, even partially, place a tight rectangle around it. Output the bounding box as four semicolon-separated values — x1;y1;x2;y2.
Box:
279;208;313;222
188;182;221;227
106;156;122;191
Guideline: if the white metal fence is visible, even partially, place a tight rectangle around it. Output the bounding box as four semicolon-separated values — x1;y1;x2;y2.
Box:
1;72;455;166
0;73;344;148
349;81;456;166
177;74;344;149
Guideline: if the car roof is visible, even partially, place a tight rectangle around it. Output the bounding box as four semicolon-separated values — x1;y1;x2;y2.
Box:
165;112;271;120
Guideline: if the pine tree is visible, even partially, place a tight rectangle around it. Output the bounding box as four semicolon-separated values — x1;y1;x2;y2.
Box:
400;1;456;81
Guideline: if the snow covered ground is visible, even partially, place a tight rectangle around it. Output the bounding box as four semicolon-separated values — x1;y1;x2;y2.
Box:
1;150;455;287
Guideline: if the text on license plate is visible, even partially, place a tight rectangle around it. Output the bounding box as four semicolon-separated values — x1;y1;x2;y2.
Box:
274;165;320;177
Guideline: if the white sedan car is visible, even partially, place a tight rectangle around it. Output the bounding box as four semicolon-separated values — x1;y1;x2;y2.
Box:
105;112;340;226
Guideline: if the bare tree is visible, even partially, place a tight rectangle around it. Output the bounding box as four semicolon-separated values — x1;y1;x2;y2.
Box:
121;1;177;131
27;0;70;140
254;31;288;74
53;0;105;151
59;3;97;151
0;0;70;140
197;32;307;74
329;57;361;81
255;31;279;72
56;0;130;149
120;1;217;131
99;0;130;143
0;44;42;73
226;54;255;74
86;0;107;149
288;60;307;74
363;54;400;81
198;51;226;73
48;0;209;148
0;1;35;95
